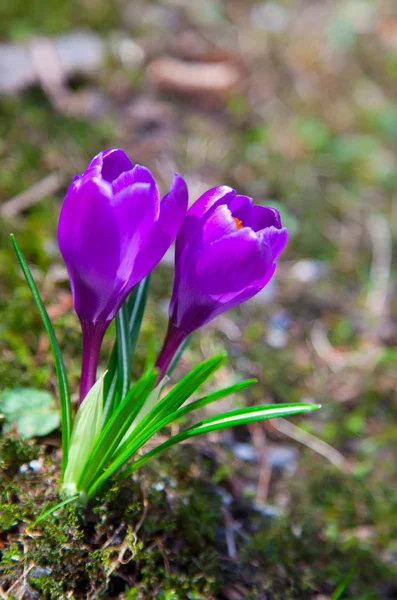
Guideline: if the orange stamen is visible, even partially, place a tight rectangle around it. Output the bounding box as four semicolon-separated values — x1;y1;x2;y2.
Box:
233;216;243;230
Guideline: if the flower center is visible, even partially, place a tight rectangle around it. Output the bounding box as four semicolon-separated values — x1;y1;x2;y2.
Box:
233;217;243;230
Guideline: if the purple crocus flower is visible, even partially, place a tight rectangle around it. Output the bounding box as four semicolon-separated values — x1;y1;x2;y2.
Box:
58;148;188;402
156;186;288;378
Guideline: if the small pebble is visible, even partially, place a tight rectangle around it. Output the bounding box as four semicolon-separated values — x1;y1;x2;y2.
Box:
251;2;288;33
30;567;52;579
231;442;298;471
255;504;283;517
29;459;43;472
19;459;43;474
291;259;328;282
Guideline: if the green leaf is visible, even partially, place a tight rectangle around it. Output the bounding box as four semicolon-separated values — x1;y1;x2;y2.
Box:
121;403;321;479
119;376;169;445
77;370;156;493
166;335;191;377
122;378;257;452
34;494;79;525
168;378;257;423
113;354;225;463
103;276;151;419
331;562;356;600
86;355;225;498
0;388;60;438
116;302;132;403
10;234;72;477
62;374;105;496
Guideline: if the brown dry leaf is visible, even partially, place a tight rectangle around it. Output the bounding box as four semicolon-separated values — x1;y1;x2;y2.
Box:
146;56;242;95
170;29;233;62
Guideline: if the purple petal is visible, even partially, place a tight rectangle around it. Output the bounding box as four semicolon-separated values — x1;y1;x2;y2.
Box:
128;174;188;286
156;174;188;241
188;185;236;218
171;229;273;332
175;185;236;261
111;164;159;204
195;229;272;297
257;226;288;260
101;149;133;182
201;204;238;245
58;179;123;323
228;195;253;228
113;182;160;280
252;205;282;231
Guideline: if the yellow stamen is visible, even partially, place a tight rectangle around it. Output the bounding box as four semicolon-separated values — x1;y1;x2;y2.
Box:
233;216;243;230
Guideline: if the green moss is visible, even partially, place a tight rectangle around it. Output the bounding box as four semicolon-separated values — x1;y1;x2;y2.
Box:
1;439;395;598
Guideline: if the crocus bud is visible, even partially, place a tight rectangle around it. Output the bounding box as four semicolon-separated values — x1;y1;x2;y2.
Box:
156;186;288;378
58;148;188;402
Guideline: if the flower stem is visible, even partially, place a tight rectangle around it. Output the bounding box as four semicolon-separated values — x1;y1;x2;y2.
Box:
155;322;186;382
79;321;106;405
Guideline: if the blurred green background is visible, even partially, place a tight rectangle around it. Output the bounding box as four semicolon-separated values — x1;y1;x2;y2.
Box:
0;1;396;598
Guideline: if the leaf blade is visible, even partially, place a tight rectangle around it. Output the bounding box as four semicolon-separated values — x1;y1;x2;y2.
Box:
10;234;72;477
0;388;60;438
62;373;105;495
120;403;321;479
103;276;151;419
112;354;225;463
86;355;226;497
77;370;157;492
115;302;132;404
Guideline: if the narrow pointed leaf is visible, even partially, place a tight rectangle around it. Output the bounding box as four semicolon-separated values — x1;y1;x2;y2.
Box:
116;378;257;472
112;354;225;463
115;302;132;403
103;276;151;419
34;494;79;525
62;374;105;494
171;378;257;422
119;376;169;446
10;234;72;478
166;335;191;377
119;403;321;480
121;378;257;454
78;370;156;492
87;355;226;497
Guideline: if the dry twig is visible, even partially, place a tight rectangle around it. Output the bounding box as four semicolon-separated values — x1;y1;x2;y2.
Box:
247;422;272;505
274;417;349;471
365;213;392;323
0;172;64;218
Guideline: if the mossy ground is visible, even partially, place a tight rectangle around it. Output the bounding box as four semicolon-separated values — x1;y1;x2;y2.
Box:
1;0;397;598
1;436;395;599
